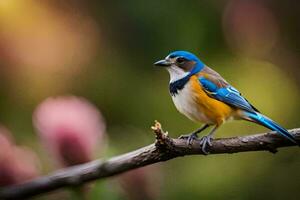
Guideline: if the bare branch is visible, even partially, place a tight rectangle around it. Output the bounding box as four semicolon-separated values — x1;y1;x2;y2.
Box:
0;121;299;199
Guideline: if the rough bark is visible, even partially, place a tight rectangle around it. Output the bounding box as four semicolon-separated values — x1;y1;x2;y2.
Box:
0;121;299;199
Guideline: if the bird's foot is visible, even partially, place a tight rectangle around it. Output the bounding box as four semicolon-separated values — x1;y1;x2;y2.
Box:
199;135;213;155
179;133;198;146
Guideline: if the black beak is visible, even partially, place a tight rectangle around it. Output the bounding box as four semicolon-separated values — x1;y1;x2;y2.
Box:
154;59;172;67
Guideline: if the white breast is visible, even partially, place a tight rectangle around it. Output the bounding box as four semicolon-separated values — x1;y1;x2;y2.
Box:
171;81;213;124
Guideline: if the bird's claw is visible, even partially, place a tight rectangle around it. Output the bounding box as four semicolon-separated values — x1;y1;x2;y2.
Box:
179;133;198;146
179;133;213;154
199;136;213;155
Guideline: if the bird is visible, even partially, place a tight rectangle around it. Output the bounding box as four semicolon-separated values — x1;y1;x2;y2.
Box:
154;50;298;154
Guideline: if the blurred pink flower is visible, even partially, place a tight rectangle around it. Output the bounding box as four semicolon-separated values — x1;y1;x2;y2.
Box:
223;0;279;56
33;96;106;167
0;127;40;186
118;166;161;200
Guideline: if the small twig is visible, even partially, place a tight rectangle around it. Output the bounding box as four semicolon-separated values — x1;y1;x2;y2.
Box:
151;120;168;144
0;121;299;199
151;120;173;149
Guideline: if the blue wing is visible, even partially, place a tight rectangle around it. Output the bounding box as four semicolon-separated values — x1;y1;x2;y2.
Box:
198;67;298;144
199;73;259;113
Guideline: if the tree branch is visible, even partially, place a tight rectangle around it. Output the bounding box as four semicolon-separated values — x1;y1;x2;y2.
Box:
0;121;299;199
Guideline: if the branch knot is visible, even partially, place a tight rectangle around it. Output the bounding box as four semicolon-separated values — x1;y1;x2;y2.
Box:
151;120;170;148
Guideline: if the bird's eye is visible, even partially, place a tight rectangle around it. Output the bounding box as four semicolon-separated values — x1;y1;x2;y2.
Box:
176;57;186;64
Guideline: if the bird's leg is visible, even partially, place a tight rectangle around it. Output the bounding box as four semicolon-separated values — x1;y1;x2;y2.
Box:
199;125;219;155
179;124;209;145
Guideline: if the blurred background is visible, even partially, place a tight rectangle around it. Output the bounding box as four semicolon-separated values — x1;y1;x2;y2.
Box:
0;0;300;199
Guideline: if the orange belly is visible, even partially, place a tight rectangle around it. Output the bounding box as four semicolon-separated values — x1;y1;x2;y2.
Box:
189;75;234;125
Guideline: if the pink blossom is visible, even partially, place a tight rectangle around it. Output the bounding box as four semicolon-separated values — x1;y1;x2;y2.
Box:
33;96;106;167
223;0;279;55
0;127;40;186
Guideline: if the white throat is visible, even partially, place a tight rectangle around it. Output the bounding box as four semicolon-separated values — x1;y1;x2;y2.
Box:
167;66;190;83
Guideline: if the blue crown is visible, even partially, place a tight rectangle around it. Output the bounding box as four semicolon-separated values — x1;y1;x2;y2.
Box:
168;50;205;74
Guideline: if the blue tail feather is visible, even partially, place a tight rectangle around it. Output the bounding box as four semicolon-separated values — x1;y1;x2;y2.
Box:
244;111;298;145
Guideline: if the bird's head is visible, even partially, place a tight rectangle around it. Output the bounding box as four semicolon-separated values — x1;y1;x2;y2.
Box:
154;51;205;82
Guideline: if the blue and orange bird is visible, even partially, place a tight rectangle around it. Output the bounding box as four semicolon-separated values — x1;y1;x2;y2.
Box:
154;50;298;154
